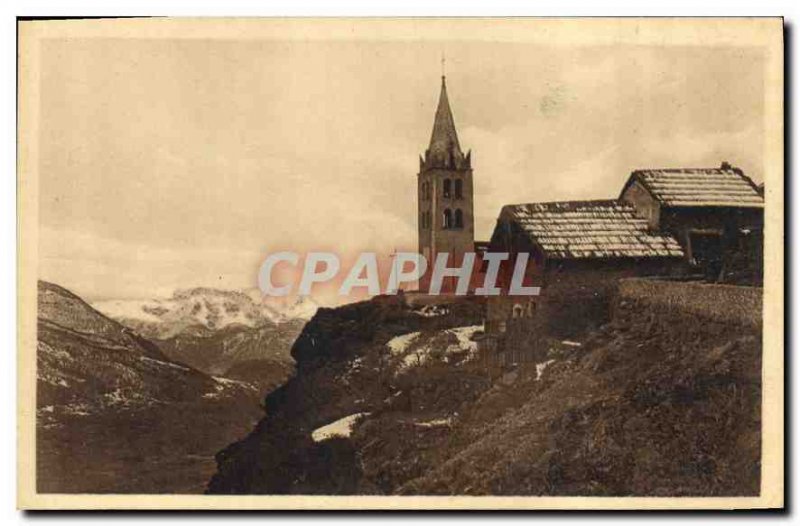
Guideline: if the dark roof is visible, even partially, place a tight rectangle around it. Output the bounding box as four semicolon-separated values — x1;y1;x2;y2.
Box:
625;167;764;208
502;200;684;260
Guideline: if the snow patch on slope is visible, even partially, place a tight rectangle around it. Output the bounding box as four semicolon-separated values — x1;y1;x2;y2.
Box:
414;417;452;428
448;325;482;359
388;325;484;373
387;332;421;355
311;413;369;442
536;359;556;381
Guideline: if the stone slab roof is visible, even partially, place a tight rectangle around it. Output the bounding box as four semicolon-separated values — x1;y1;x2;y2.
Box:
504;200;684;260
627;167;764;208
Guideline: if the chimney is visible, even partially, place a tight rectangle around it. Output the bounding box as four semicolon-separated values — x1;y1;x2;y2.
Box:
720;161;732;170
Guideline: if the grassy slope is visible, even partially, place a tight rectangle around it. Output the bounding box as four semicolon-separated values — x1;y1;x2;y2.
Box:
394;301;761;495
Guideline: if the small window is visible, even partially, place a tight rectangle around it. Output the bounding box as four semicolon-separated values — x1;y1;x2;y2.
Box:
443;179;451;198
443;208;453;229
454;209;464;229
512;304;524;318
455;179;463;199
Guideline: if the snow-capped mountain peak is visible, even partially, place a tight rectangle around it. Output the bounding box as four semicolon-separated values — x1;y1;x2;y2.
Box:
92;287;318;340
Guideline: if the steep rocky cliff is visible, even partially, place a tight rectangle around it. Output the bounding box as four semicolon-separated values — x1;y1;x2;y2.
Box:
207;289;761;496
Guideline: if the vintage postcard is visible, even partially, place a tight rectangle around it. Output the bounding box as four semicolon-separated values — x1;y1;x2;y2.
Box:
17;18;784;510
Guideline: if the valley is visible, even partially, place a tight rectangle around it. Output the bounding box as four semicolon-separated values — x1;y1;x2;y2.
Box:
36;282;306;493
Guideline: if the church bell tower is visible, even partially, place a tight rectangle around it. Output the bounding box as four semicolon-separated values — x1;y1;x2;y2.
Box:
417;76;475;289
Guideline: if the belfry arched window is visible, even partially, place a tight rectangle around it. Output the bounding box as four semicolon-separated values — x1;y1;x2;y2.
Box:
455;179;463;199
443;179;452;198
443;208;453;229
454;208;464;229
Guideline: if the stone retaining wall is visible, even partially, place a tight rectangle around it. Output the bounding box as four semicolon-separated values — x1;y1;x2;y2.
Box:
617;278;762;327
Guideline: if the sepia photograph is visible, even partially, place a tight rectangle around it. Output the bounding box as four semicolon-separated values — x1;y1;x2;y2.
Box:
15;16;784;510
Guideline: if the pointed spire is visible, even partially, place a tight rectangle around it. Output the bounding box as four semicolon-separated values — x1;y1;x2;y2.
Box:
424;76;467;170
429;76;462;156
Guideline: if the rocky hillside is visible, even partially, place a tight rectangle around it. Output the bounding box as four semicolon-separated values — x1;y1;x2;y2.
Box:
37;281;265;493
207;291;761;496
153;323;301;392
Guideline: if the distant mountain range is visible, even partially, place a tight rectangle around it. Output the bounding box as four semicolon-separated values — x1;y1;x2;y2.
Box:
37;281;273;493
37;282;322;493
38;282;255;418
91;287;315;386
92;287;319;340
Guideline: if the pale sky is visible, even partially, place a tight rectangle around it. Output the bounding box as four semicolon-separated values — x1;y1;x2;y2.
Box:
36;34;766;300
